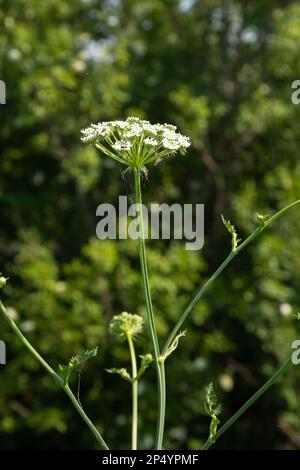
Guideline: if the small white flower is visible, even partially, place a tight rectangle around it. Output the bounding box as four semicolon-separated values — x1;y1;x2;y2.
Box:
81;123;111;143
127;117;141;124
112;120;128;129
81;127;99;143
162;138;180;151
94;123;111;137
163;123;177;131
141;123;158;136
144;137;159;146
124;125;143;138
112;141;132;151
178;134;191;149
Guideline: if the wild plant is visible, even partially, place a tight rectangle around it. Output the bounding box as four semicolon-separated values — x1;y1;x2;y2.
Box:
0;116;299;450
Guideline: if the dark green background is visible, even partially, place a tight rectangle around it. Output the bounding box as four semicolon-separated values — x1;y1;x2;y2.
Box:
1;0;300;450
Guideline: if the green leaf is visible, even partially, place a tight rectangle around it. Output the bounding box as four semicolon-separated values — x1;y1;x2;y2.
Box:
221;215;241;251
59;347;98;386
256;213;270;229
107;354;153;384
209;415;220;442
106;367;133;383
137;353;153;380
69;347;98;369
204;382;222;417
160;330;186;362
204;382;222;442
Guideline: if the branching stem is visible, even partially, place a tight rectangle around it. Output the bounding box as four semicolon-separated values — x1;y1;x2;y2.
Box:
0;300;109;450
201;356;292;450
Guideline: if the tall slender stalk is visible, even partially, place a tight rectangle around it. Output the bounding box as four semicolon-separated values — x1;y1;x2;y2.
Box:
64;384;109;449
159;198;300;446
201;356;292;450
0;299;109;450
133;167;165;450
162;199;300;354
127;333;138;450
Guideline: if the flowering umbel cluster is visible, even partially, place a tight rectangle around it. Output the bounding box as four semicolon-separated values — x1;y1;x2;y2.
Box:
81;116;191;168
110;312;144;339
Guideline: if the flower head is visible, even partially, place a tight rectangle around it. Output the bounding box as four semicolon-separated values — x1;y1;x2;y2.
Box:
109;312;144;339
81;116;191;168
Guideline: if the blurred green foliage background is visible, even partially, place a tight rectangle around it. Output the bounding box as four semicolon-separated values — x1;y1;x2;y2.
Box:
1;0;300;450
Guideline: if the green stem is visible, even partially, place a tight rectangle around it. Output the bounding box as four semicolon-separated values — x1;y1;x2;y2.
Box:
162;251;235;354
0;299;109;450
201;356;292;450
162;199;300;354
0;300;62;384
64;384;108;450
133;167;165;450
127;333;138;450
159;359;166;444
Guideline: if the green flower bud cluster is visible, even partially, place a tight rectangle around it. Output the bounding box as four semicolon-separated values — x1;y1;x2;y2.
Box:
110;312;144;338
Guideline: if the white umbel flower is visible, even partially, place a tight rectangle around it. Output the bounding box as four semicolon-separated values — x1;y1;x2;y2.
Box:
81;123;111;143
144;137;159;146
112;141;133;151
81;116;191;168
162;138;181;151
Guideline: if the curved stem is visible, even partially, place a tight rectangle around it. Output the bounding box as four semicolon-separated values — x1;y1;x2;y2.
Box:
0;300;109;450
163;199;300;354
201;356;292;450
133;168;165;449
127;333;138;450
